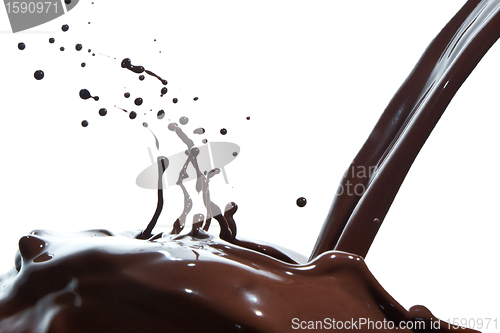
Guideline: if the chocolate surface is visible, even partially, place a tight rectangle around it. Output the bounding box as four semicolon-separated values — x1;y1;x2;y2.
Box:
0;229;476;332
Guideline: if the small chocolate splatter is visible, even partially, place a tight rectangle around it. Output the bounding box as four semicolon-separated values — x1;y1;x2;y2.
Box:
179;117;189;125
79;89;99;101
172;98;178;104
60;47;65;51
134;98;143;106
139;75;145;81
220;128;227;135
124;92;130;98
99;108;107;116
296;197;307;207
157;110;165;119
49;38;55;44
34;70;44;80
193;97;198;101
62;24;69;32
81;120;89;127
129;111;137;119
193;128;205;134
75;44;82;51
18;43;25;50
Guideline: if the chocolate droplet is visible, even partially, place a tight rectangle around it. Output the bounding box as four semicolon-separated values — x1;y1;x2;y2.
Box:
129;111;137;119
34;70;44;80
172;98;178;104
99;108;107;116
79;89;99;101
81;63;86;67
18;42;25;50
139;75;145;81
124;92;130;98
179;117;189;125
134;98;143;106
79;89;91;100
296;197;307;207
49;38;55;44
61;24;69;32
81;120;89;127
75;44;82;51
193;128;205;134
220;128;227;135
157;110;165;119
168;123;177;131
190;147;200;157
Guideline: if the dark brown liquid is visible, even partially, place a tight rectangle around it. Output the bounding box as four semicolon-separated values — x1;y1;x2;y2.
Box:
0;1;497;332
1;228;460;333
311;0;500;260
79;89;99;101
33;70;44;80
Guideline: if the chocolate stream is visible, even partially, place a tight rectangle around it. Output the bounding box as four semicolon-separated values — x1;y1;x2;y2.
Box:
311;0;500;260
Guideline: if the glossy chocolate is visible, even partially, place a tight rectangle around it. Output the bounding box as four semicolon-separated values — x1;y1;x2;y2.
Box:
0;1;497;332
0;228;474;332
311;0;500;260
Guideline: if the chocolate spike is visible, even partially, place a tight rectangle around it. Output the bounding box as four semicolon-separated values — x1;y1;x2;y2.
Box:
137;156;168;240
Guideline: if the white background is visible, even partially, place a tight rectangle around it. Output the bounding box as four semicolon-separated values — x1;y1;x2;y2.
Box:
0;0;499;331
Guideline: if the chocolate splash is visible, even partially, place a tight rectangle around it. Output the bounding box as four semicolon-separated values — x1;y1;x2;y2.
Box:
0;1;497;332
121;58;168;85
79;89;99;101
